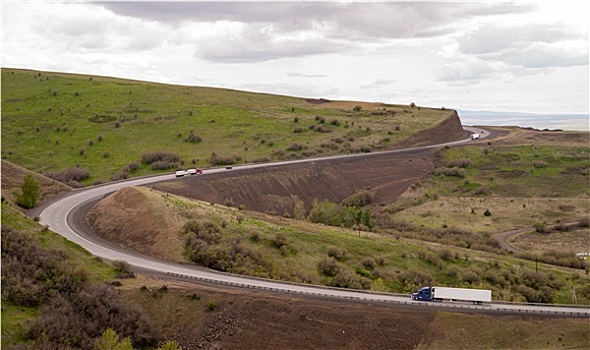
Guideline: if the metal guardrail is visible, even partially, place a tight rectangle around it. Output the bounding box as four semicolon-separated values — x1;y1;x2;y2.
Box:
165;272;590;317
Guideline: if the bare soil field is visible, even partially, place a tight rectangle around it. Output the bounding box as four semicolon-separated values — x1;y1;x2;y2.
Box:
123;275;590;350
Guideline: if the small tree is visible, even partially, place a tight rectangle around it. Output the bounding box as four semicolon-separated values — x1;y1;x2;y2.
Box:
16;174;40;209
94;328;132;350
362;209;372;231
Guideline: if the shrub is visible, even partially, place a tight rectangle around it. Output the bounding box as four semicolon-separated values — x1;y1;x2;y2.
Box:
110;171;129;181
151;161;176;170
318;257;339;277
353;105;362;112
362;257;376;270
447;158;472;168
1;226;87;306
207;302;217;311
272;233;289;249
484;209;492;216
185;133;202;143
287;143;306;151
112;260;134;278
141;152;179;164
46;167;90;186
533;160;548;168
308;199;340;226
434;167;466;178
327;246;349;261
533;222;547;233
474;185;491;195
293;127;304;133
209;153;241;166
27;284;156;349
341;189;374;208
16;174;40;209
332;270;370;289
125;162;140;171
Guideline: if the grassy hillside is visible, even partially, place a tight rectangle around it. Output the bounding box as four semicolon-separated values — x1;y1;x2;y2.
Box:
386;144;590;233
1;68;455;185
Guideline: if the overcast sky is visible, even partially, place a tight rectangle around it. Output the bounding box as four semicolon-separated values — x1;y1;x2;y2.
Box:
2;1;589;117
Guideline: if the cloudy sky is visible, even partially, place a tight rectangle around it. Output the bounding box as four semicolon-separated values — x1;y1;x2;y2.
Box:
2;1;589;119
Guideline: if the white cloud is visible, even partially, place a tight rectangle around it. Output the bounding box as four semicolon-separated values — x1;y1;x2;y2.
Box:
1;1;588;118
437;60;497;83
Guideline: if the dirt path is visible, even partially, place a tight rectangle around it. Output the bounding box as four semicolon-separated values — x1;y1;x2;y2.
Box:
492;220;582;253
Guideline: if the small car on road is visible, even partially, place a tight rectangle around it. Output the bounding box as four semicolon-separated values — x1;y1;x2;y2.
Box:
175;170;187;178
187;168;203;175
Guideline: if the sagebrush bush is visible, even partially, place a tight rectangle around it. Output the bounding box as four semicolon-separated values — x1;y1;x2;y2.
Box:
27;284;156;349
141;152;179;164
341;189;374;208
209;153;241;166
185;133;202;143
447;158;472;168
327;246;349;261
150;161;176;170
318;257;339;277
46;167;90;187
434;167;466;178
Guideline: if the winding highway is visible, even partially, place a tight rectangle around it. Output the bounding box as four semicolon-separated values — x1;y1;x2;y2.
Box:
37;127;590;317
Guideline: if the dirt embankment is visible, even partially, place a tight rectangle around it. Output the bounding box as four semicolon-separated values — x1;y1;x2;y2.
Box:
151;149;434;217
395;110;468;148
1;159;71;207
86;187;186;261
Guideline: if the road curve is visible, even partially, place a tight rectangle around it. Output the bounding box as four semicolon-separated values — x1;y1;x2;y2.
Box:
38;127;590;317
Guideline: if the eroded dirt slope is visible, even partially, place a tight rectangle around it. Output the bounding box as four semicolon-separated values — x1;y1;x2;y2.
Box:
86;187;186;261
151;149;434;216
1;159;71;206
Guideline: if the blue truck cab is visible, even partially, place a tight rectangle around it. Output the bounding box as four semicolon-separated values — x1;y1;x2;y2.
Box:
412;287;433;301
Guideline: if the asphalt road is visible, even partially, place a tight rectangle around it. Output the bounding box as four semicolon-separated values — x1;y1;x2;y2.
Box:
37;127;590;317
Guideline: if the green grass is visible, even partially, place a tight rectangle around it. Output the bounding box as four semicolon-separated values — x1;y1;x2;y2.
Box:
2;68;453;184
389;145;590;232
1;302;38;349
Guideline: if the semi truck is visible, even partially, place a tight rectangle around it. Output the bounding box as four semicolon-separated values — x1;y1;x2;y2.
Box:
412;286;491;305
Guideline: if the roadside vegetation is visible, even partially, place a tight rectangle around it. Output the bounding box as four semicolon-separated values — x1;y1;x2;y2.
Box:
96;187;588;305
1;68;453;185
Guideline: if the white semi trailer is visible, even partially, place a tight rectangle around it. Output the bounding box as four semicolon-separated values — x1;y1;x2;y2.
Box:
412;286;491;305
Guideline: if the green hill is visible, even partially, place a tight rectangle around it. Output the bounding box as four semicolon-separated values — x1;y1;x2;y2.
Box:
1;68;457;185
